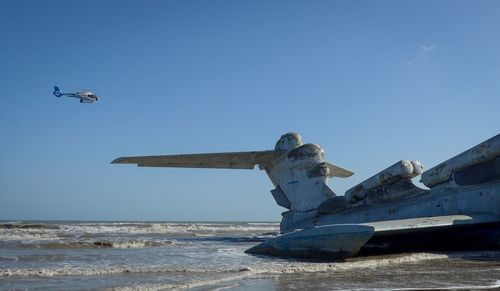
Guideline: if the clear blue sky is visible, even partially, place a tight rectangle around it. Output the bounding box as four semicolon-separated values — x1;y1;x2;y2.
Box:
0;0;499;221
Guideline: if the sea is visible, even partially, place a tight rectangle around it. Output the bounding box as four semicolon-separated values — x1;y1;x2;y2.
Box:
1;221;499;290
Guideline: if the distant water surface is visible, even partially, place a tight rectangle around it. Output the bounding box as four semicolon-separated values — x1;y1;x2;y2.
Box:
1;221;499;290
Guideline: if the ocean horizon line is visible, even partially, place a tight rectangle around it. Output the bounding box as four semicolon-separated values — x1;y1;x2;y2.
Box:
0;219;280;223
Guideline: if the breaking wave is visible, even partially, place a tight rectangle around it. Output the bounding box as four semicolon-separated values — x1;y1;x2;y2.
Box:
3;239;174;250
1;223;59;230
0;229;60;241
0;222;279;244
1;222;279;234
58;222;279;235
115;272;253;290
39;239;173;249
390;280;500;290
115;278;500;291
0;252;450;278
243;252;451;274
1;221;497;290
0;264;251;278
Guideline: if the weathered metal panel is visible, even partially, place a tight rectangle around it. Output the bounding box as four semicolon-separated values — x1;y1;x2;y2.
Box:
325;162;354;178
266;142;347;212
112;150;283;169
345;160;422;203
317;196;351;214
246;224;375;259
316;182;500;229
274;132;303;151
453;156;500;186
421;134;500;187
362;214;493;233
271;186;291;209
349;179;428;207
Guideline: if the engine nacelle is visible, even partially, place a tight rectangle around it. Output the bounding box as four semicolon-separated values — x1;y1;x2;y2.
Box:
345;160;423;203
275;132;303;152
421;134;500;188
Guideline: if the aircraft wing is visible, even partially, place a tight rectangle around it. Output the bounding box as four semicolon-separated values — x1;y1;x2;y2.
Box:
111;150;283;169
363;214;498;235
325;162;354;178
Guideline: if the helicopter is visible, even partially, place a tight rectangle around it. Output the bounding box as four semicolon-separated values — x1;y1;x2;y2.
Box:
112;133;500;259
53;86;99;103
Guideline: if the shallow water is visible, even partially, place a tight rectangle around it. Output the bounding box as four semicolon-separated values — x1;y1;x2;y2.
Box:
1;221;499;290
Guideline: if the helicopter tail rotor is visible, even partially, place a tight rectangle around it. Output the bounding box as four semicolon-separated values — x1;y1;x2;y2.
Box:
53;86;62;97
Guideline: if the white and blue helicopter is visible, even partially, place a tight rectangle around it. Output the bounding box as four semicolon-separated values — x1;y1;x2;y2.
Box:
53;86;99;103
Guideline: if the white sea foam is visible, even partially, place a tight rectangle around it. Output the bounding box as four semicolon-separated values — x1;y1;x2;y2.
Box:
5;238;174;250
0;252;449;278
114;277;500;291
58;222;279;235
111;239;173;249
243;253;449;275
114;272;253;291
1;221;497;291
0;229;60;241
0;222;278;246
0;265;239;278
390;280;500;290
